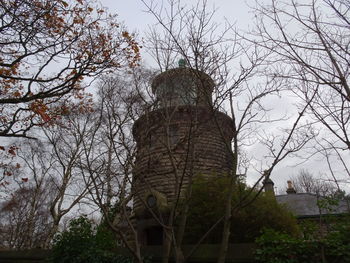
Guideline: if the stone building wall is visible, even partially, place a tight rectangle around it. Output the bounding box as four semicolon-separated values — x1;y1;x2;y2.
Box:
132;105;233;216
131;66;234;245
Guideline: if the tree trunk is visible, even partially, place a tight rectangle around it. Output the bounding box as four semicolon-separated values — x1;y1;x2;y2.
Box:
174;208;187;263
162;226;172;263
217;174;234;263
217;126;238;263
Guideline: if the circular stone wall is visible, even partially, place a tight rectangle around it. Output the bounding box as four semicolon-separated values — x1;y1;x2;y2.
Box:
132;105;234;215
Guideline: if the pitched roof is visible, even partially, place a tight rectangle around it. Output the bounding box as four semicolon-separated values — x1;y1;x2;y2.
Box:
276;193;349;218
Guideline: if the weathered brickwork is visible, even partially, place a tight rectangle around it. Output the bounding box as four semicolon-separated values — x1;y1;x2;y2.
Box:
132;68;234;219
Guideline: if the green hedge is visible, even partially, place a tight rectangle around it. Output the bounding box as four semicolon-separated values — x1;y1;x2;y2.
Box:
255;217;350;263
50;216;132;263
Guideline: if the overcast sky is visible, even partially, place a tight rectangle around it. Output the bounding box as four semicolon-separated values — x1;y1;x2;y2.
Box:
102;0;255;32
97;0;350;194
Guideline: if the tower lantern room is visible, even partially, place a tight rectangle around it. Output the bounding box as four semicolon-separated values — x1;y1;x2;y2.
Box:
151;61;214;108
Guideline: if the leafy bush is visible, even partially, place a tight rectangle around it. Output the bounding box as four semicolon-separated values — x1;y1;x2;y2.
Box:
50;216;132;263
183;175;299;244
255;216;350;263
255;229;321;263
324;217;350;262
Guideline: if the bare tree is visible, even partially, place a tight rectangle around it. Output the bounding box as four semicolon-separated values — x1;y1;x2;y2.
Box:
0;116;96;249
40;119;94;241
0;0;139;139
74;71;151;263
1;67;151;258
138;1;313;263
0;145;20;188
290;169;339;196
250;0;350;182
0;179;55;249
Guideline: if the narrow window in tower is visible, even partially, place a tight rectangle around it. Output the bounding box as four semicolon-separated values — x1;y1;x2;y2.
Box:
148;133;157;150
156;80;177;108
177;77;197;105
168;125;179;146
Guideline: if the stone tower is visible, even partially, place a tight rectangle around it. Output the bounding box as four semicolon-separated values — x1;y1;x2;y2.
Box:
132;63;234;245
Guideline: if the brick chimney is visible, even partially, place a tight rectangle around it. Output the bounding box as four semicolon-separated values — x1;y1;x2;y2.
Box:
286;180;296;194
262;171;275;196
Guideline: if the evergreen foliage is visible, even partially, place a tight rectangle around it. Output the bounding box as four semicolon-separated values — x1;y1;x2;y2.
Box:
50;216;132;263
183;175;299;244
255;216;350;263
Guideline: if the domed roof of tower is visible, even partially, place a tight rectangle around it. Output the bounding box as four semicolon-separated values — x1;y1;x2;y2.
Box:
151;64;215;108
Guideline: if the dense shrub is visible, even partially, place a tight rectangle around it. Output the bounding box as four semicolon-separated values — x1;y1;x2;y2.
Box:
255;229;321;263
50;216;132;263
183;175;299;244
255;216;350;263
